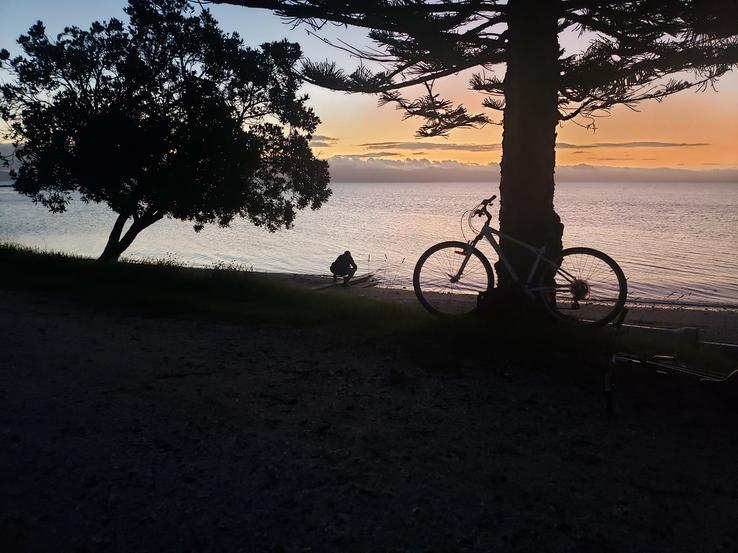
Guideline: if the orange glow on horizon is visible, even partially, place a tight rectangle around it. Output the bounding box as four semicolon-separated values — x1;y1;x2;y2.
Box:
308;71;738;171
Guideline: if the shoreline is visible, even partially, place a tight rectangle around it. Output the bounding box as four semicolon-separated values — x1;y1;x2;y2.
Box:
2;243;737;344
253;271;738;345
253;269;738;309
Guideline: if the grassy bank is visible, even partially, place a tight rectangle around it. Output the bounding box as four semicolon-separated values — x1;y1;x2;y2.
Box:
0;244;619;370
4;242;737;399
0;243;427;330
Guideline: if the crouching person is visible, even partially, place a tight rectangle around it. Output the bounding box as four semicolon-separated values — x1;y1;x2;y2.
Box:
330;250;357;285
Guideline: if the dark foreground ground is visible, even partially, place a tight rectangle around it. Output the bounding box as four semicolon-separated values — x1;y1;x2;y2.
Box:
2;287;738;553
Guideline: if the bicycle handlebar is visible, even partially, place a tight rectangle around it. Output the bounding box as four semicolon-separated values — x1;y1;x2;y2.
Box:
473;195;496;221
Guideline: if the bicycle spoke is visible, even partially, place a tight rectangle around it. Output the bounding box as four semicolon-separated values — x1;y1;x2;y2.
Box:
540;248;627;327
414;242;493;315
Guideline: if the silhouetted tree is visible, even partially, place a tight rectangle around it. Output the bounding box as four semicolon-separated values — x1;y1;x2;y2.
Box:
0;0;330;262
0;49;10;175
212;0;738;292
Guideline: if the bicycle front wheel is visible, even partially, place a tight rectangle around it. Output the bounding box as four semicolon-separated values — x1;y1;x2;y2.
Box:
413;241;494;316
538;247;627;327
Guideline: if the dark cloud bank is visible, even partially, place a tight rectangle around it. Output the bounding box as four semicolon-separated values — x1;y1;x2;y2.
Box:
320;140;735;183
327;156;738;183
0;142;734;183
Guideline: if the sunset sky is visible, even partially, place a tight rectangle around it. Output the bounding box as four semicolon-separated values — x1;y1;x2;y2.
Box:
2;0;737;177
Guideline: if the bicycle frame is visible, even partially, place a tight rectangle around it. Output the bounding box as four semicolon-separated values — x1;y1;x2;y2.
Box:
461;220;568;299
414;195;626;324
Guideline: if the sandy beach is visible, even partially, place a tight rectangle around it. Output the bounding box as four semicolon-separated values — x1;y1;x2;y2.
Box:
3;279;738;552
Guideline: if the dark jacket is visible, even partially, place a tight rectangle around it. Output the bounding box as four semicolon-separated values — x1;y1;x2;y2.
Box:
331;252;357;275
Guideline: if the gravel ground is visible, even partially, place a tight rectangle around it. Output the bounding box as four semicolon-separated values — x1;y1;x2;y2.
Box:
2;288;738;553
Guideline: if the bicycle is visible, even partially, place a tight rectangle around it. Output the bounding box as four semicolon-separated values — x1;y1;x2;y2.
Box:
413;195;628;326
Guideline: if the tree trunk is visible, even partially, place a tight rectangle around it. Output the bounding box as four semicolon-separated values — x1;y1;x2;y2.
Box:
494;0;563;296
98;211;162;263
98;213;130;263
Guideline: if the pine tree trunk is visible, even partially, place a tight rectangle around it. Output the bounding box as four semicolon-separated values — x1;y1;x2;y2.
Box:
494;0;563;297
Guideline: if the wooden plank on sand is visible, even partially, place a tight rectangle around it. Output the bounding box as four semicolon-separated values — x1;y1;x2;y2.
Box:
311;273;375;291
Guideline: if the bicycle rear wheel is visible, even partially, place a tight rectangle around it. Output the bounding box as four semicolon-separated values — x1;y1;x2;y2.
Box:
413;241;494;316
538;247;627;327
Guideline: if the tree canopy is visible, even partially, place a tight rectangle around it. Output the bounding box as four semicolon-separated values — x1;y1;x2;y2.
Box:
213;0;738;136
0;0;330;262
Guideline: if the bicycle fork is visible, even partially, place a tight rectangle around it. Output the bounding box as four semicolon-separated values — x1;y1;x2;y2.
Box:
451;244;475;282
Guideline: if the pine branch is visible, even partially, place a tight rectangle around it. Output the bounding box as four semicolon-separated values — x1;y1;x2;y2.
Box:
209;0;738;133
379;84;490;137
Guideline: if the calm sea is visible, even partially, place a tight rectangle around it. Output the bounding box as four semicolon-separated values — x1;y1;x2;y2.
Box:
1;181;737;308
